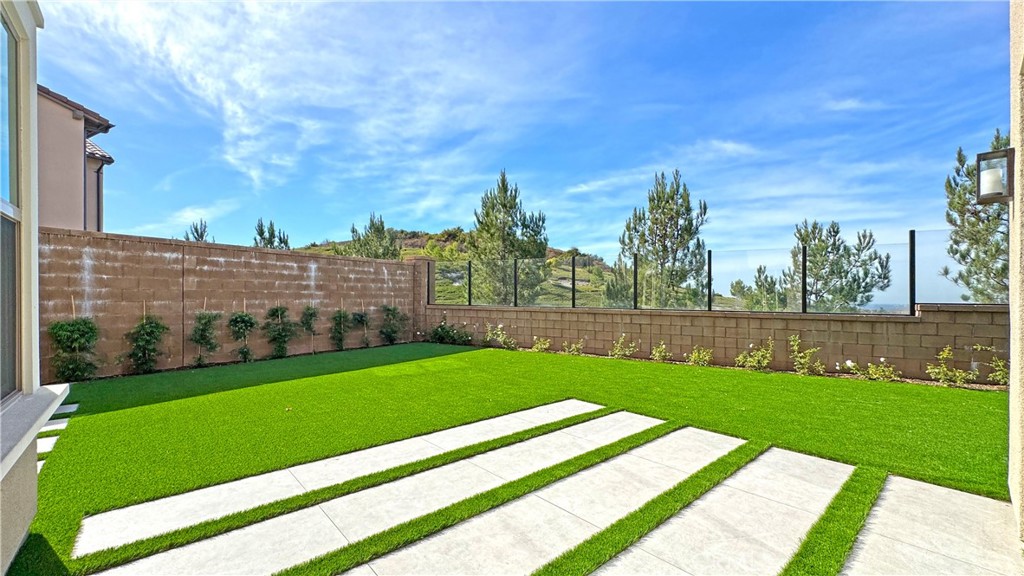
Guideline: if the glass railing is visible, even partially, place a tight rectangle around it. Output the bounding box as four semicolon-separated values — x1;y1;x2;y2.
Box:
806;241;910;315
433;261;468;305
712;247;799;313
914;229;1008;304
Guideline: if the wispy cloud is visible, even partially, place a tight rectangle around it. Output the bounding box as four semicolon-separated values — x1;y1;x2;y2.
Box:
125;198;242;237
822;97;888;112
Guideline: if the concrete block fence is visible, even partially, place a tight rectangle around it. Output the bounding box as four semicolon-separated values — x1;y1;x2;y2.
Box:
37;227;1008;383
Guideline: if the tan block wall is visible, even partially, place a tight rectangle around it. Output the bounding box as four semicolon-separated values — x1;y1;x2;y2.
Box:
38;228;418;383
0;444;37;575
424;303;1009;381
1008;0;1023;542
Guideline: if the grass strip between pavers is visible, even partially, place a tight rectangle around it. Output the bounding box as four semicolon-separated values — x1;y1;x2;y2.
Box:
274;421;686;576
72;406;618;575
37;429;62;439
780;466;888;576
532;439;770;576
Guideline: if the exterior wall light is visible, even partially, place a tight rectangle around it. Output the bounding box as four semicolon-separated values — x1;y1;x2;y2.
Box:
976;148;1015;204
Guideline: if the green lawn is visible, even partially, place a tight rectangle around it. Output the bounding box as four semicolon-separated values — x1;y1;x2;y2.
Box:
13;343;1008;575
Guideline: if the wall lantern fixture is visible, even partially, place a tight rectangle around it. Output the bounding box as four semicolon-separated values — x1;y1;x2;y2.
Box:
976;148;1015;204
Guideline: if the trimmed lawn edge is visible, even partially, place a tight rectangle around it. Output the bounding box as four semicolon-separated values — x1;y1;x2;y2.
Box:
531;439;770;576
72;406;617;575
274;421;687;576
780;467;888;576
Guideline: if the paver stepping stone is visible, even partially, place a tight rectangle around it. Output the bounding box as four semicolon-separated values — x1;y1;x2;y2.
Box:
75;399;602;557
356;427;744;576
54;403;78;415
92;411;662;576
596;447;853;576
843;476;1024;575
37;436;57;454
37;460;45;473
41;418;69;433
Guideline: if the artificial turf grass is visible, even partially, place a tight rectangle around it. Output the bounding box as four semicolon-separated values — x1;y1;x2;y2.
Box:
12;344;1009;576
274;421;686;576
532;439;770;576
780;467;889;576
66;406;617;575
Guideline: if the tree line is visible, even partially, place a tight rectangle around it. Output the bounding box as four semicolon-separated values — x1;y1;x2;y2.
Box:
183;131;1010;309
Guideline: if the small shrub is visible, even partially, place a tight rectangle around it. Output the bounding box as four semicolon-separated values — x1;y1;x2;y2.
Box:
788;334;824;376
685;345;714;367
736;338;774;371
379;305;409;345
227;311;259;362
925;345;977;387
262;306;298;359
562;338;585;355
485;323;518;350
973;344;1010;386
608;333;639;360
839;358;902;382
49;317;100;382
351;311;370;347
188;311;222;366
329;310;353;351
650;340;673;362
123;315;170;374
530;337;551;352
428;317;473;345
300;305;320;353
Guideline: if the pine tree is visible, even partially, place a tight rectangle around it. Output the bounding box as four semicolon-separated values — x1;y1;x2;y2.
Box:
337;213;401;260
253;218;290;250
613;170;707;309
466;170;548;305
730;265;789;311
184;219;213;243
941;129;1010;303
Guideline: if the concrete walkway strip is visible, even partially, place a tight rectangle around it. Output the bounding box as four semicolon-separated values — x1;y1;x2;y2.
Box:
843;476;1024;575
41;418;69;433
74;399;602;557
93;411;662;576
37;436;58;454
358;427;744;576
54;403;79;415
596;447;854;576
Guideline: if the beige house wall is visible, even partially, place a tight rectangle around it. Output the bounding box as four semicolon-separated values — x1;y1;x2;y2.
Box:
36;92;87;230
85;156;102;231
0;446;37;575
1008;0;1024;543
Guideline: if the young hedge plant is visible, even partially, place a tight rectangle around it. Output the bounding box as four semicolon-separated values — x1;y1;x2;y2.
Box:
263;306;298;359
300;305;320;354
123;315;170;374
49;317;100;382
188;311;222;367
227;311;259;362
330;310;353;351
379;305;409;345
351;311;370;348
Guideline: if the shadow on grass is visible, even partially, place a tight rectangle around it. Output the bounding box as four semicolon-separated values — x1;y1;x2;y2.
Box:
64;343;475;417
8;534;70;576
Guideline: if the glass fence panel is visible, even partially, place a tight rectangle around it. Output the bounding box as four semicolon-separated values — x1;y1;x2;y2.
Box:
712;248;799;312
576;256;633;309
470;260;515;306
433;261;468;305
520;258;571;307
635;252;707;310
915;229;1008;304
807;241;910;315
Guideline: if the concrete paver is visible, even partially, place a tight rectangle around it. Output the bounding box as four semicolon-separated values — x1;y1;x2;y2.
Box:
37;436;57;454
843;476;1024;575
74;399;602;557
41;418;69;433
597;448;853;576
54;403;78;415
361;427;742;576
93;411;660;576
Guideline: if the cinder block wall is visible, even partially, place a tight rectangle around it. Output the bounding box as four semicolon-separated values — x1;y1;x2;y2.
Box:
423;303;1009;381
38;228;420;383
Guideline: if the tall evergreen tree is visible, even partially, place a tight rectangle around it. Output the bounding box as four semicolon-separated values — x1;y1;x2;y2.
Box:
466;170;548;305
338;213;401;260
611;170;707;309
730;265;789;311
941;129;1010;303
253;218;290;250
184;219;213;243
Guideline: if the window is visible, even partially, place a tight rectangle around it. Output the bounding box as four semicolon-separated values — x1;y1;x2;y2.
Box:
1;16;18;400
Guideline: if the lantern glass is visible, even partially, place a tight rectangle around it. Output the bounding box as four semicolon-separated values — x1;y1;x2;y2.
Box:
977;149;1014;204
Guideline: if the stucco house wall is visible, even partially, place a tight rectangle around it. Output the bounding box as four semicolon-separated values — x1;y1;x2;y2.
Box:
1007;0;1024;544
36;91;86;230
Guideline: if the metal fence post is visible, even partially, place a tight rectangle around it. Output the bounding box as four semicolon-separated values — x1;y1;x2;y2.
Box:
571;255;577;308
909;229;917;316
513;259;519;307
467;260;472;306
801;245;808;313
707;249;713;311
633;253;639;310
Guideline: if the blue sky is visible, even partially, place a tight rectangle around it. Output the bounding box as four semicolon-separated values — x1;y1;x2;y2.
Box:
37;1;1008;279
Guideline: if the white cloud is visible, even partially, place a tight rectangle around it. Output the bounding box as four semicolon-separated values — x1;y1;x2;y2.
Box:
822;97;888;112
125;198;241;237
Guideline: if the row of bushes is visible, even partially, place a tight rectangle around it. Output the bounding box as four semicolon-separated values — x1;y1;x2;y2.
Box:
47;305;409;382
425;317;1009;387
